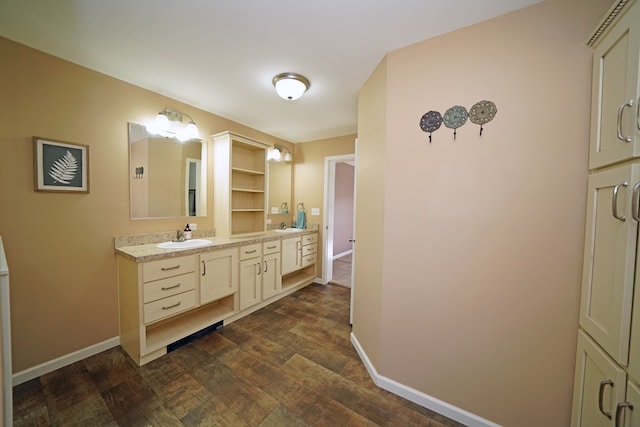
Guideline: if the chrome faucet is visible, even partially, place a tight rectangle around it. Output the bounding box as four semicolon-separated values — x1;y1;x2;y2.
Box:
173;230;186;242
279;222;287;229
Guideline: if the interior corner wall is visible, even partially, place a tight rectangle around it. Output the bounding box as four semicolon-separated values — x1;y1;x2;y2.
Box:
363;0;611;425
352;57;388;369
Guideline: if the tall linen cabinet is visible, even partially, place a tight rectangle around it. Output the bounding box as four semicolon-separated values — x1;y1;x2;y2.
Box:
571;1;640;426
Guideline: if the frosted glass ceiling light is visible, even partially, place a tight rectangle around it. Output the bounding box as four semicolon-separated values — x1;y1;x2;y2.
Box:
273;73;310;100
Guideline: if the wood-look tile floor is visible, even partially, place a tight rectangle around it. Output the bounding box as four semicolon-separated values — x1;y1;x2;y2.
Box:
13;283;464;426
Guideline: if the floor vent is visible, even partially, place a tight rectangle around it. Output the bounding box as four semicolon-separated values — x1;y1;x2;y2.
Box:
167;320;224;353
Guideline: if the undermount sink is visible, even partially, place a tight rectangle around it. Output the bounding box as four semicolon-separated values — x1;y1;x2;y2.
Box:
273;228;304;233
156;239;213;249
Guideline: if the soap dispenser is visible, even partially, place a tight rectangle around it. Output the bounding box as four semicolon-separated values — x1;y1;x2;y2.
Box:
183;224;192;240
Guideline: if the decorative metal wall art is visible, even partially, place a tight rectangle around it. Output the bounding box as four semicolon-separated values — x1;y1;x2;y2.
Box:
420;100;497;142
443;105;468;140
419;111;442;143
469;100;497;136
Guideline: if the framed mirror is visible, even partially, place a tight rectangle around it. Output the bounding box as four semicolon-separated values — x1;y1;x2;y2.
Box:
267;160;292;219
129;122;206;219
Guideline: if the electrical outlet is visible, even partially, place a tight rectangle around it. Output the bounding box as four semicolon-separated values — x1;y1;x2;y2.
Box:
311;208;320;216
271;207;279;214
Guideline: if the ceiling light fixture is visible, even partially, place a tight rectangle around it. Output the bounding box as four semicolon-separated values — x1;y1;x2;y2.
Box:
272;73;310;101
146;108;200;142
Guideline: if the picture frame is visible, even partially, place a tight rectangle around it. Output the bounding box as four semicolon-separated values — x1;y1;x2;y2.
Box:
33;137;89;193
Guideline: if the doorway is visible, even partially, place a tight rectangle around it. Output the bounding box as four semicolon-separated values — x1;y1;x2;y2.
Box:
322;154;356;288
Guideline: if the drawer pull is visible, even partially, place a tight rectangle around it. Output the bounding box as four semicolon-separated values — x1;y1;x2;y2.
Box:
257;262;262;275
160;265;180;271
598;379;614;420
267;245;277;249
202;260;206;276
245;249;257;254
162;302;181;310
615;402;634;427
617;99;634;142
264;260;268;273
612;182;628;222
161;283;181;291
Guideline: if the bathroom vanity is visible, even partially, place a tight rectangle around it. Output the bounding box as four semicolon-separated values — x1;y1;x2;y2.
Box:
115;229;317;366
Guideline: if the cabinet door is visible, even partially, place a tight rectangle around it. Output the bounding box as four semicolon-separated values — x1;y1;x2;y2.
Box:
580;164;640;365
572;331;627;427
200;248;238;305
281;237;301;275
589;1;640;169
262;253;281;299
239;258;261;310
628;272;640;383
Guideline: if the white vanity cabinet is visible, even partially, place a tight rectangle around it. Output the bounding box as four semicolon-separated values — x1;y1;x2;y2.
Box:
262;240;282;299
281;232;318;290
200;247;238;305
281;236;301;275
117;250;238;366
239;243;263;310
116;230;317;366
588;0;640;170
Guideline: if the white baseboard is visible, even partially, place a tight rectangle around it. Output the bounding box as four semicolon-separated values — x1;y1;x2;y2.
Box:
350;333;501;427
332;249;353;260
13;336;120;386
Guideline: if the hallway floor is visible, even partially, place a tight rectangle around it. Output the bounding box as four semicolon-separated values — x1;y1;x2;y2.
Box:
13;283;462;426
330;253;352;288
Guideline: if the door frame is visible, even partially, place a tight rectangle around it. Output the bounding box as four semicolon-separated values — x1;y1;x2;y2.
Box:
322;153;356;285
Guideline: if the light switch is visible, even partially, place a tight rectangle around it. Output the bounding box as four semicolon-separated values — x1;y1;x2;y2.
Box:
311;208;320;216
271;207;279;214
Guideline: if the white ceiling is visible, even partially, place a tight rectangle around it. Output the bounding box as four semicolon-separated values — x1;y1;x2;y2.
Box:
0;0;541;143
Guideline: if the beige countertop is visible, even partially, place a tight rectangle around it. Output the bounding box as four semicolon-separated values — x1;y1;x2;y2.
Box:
115;229;317;263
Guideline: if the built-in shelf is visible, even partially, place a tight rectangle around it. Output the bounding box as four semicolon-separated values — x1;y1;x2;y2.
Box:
145;294;236;354
214;131;269;237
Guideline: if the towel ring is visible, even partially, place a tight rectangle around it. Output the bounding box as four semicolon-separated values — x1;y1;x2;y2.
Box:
297;202;305;211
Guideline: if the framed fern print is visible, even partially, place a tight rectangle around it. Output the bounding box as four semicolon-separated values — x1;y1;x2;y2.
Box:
33;137;89;193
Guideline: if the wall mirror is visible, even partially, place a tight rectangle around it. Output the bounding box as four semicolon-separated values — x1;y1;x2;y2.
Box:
129;122;206;219
267;160;292;219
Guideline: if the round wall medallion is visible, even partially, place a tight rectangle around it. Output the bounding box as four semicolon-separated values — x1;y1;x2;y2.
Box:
443;105;468;139
469;100;497;135
420;111;442;143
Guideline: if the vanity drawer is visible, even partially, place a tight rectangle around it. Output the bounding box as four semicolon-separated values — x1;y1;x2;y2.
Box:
302;243;317;256
302;253;317;268
143;272;196;303
143;290;196;324
240;243;262;260
142;255;195;283
263;240;281;255
302;234;317;245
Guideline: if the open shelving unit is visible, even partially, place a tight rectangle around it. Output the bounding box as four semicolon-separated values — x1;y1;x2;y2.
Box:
213;131;269;237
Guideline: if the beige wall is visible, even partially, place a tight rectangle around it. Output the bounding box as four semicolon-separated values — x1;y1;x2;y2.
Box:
292;135;356;278
0;36;290;372
354;0;613;425
353;57;388;369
